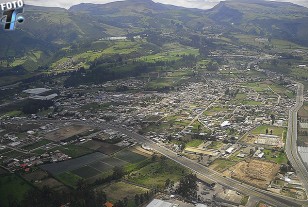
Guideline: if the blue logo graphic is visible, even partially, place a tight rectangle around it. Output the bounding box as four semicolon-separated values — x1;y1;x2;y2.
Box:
1;7;24;30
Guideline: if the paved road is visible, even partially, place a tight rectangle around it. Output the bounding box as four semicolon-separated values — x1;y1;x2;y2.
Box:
286;83;308;192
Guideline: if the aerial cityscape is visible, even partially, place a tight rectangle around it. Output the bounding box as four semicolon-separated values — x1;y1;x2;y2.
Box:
1;0;308;207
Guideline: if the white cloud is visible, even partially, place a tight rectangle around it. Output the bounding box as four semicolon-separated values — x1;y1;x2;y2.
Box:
5;0;308;9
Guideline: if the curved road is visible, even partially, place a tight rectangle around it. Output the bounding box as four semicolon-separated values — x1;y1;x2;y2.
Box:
286;83;308;192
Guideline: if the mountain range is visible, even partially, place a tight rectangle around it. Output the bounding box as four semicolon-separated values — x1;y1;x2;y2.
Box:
1;0;308;81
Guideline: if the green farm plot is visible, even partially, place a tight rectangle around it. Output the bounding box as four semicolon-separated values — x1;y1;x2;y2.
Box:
263;149;288;164
242;82;294;98
235;93;246;100
102;157;128;167
71;166;101;179
251;125;286;137
56;172;82;188
137;43;199;63
147;76;184;89
208;141;224;150
22;139;51;151
49;144;93;158
186;139;203;148
81;139;123;154
209;159;237;173
203;107;228;116
89;161;113;172
115;150;147;163
1;110;22;117
1;150;26;159
0;174;33;207
51;40;143;71
241;82;271;92
97;182;149;201
128;159;189;189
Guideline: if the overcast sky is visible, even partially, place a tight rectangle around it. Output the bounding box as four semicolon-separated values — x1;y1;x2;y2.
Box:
15;0;308;9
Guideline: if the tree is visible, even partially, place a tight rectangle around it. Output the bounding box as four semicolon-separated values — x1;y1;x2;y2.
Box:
134;194;140;205
139;194;144;204
270;114;276;125
114;200;124;207
197;125;201;132
165;178;171;188
123;197;128;207
176;174;198;200
112;166;125;180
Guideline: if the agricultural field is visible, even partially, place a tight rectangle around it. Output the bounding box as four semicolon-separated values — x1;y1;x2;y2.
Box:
115;149;148;163
50;40;151;72
241;81;295;98
97;181;149;201
48;144;94;158
128;158;189;189
209;159;237;173
1;149;27;159
56;172;82;188
40;152;108;175
41;147;150;185
71;166;102;179
241;125;286;148
250;125;286;137
207;141;224;150
80;138;123;155
96;143;123;155
137;43;199;63
263;149;288;164
186;139;204;148
22;170;68;191
44;125;93;142
230;160;280;189
22;139;51;151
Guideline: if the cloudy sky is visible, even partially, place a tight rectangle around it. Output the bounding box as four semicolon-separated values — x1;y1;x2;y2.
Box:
17;0;308;9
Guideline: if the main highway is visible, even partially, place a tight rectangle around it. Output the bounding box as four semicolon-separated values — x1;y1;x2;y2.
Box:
286;83;308;193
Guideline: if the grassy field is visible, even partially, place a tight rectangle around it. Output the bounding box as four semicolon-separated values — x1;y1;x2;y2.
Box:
137;43;199;63
186;139;204;148
251;125;286;137
208;141;224;150
1;110;22;117
22;139;51;151
0;174;33;207
56;172;82;188
115;150;147;164
97;181;149;201
71;166;101;179
128;158;189;189
49;144;93;158
263;149;288;164
51;40;145;71
1;150;26;159
209;159;237;172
